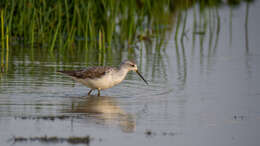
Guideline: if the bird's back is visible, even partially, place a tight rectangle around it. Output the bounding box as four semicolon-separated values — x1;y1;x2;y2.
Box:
57;66;114;79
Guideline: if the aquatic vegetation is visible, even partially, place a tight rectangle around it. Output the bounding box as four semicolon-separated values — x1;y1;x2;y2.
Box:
10;136;91;144
145;130;176;137
0;0;254;73
15;115;75;121
0;0;251;51
0;0;174;51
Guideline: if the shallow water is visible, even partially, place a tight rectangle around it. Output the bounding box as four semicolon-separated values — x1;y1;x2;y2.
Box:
1;1;260;146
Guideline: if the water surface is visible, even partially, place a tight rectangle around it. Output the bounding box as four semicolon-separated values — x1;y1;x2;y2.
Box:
0;1;260;146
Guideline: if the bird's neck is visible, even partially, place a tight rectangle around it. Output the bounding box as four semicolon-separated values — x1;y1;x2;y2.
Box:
112;67;129;84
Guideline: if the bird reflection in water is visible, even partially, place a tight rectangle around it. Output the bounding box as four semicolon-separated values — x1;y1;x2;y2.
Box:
70;96;135;133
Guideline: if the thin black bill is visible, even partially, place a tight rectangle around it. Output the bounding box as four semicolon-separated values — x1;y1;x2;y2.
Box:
136;70;148;85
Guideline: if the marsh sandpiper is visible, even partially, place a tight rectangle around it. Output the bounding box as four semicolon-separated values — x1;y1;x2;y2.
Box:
58;60;148;96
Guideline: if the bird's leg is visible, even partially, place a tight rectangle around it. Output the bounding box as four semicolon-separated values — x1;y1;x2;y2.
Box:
88;89;93;95
97;88;101;96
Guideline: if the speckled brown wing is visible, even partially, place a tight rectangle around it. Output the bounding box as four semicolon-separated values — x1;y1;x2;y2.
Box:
58;66;113;79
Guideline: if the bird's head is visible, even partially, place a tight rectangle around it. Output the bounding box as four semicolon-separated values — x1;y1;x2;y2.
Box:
120;60;148;85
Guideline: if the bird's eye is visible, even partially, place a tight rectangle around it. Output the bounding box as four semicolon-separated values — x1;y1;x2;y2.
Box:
131;64;135;67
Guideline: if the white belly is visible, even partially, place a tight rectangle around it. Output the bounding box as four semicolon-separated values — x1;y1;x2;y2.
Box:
73;74;116;90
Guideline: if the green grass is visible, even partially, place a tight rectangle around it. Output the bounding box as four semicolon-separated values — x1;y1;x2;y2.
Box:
0;0;174;51
0;0;254;71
